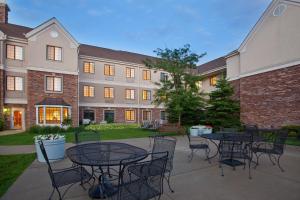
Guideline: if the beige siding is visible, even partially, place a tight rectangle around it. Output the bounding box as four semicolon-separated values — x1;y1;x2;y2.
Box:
5;41;27;68
27;24;78;73
239;2;300;75
226;54;240;80
201;73;224;93
4;71;27;99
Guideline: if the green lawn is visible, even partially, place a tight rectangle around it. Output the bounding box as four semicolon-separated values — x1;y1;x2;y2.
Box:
0;124;177;145
0;153;36;197
286;137;300;146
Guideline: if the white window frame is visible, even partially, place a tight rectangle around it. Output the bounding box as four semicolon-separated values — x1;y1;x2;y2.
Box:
47;45;62;61
6;44;23;60
125;89;135;100
35;105;71;126
45;76;63;93
6;76;23;91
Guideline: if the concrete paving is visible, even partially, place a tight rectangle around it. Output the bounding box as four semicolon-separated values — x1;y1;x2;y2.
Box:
1;136;300;200
0;129;23;136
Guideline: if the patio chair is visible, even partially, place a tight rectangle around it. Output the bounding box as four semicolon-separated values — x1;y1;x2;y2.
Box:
252;129;288;172
186;130;210;163
151;136;177;193
38;140;92;200
218;134;252;179
106;152;168;200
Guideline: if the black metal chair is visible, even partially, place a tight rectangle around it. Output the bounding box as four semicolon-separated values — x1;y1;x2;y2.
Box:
218;134;252;179
151;136;176;193
107;152;168;200
252;129;288;172
38;140;92;200
186;130;210;163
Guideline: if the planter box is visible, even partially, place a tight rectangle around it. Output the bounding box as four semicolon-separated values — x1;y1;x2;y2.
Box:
190;125;213;136
35;138;65;162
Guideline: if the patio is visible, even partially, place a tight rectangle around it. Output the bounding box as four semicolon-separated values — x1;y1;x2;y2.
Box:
1;136;300;200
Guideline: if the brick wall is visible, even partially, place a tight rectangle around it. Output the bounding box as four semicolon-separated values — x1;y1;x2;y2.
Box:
27;70;79;128
0;69;3;117
230;79;240;101
238;65;300;128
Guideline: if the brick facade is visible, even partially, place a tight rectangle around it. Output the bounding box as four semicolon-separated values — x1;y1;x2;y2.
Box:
0;69;4;117
27;70;79;128
238;65;300;128
230;79;240;101
79;106;164;124
0;4;9;24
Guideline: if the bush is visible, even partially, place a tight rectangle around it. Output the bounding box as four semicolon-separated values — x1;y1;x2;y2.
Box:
282;125;300;139
0;117;5;131
62;118;72;126
28;125;66;134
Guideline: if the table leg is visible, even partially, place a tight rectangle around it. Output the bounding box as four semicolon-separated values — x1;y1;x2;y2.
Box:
205;139;220;160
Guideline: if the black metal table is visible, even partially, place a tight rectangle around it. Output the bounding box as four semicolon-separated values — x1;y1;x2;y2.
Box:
66;142;148;199
201;132;266;160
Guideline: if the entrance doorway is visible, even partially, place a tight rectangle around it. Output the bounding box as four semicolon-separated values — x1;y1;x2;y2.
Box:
13;110;22;129
104;110;115;123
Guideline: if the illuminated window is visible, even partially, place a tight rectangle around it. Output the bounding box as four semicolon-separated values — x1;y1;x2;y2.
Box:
210;76;217;86
37;106;70;125
125;89;135;100
6;76;23;91
160;72;168;82
126;67;135;78
104;64;114;76
143;70;151;80
6;44;23;60
83;85;94;97
104;87;114;98
47;45;62;61
142;110;151;121
83;62;95;73
125;110;135;121
142;90;151;100
46;76;62;92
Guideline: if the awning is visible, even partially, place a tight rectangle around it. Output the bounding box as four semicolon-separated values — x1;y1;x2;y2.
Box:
35;98;71;106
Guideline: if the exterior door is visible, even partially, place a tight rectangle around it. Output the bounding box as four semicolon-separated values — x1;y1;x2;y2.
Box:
13;110;22;129
104;110;115;123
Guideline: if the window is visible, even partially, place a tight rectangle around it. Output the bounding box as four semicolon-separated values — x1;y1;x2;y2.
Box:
143;70;151;80
210;76;217;86
142;110;151;121
126;67;135;78
46;76;62;92
160;72;168;82
104;87;114;98
6;76;23;91
83;86;95;97
196;81;202;90
83;62;95;73
37;106;70;125
160;111;167;120
142;90;151;100
104;64;114;76
125;110;135;121
47;45;62;61
83;110;95;121
125;89;135;100
6;44;23;60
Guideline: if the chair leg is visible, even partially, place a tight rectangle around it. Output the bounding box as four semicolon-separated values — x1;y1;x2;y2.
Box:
188;149;194;162
49;188;55;200
254;153;262;169
220;163;224;176
277;155;285;172
55;187;62;200
248;159;252;179
268;154;276;165
165;172;174;193
205;148;211;164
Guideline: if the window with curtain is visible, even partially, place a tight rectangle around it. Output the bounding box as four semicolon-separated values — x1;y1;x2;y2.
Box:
6;76;23;91
142;110;151;121
142;90;151;100
104;64;114;76
125;89;135;100
104;87;114;98
210;76;217;86
83;86;95;97
126;67;135;78
125;110;135;121
37;106;70;125
47;45;62;61
83;62;95;73
46;76;62;92
6;44;23;60
143;70;151;80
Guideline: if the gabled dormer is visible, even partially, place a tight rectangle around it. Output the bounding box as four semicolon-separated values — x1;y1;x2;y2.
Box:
25;18;79;75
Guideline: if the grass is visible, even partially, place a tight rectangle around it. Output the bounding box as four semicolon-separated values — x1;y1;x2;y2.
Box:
0;123;177;145
286;137;300;146
0;153;36;198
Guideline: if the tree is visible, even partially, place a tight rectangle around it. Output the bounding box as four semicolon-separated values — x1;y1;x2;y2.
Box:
144;44;206;126
205;78;240;130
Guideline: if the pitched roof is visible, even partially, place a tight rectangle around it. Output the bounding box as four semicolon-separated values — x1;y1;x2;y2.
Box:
197;56;226;74
0;23;32;39
36;98;71;106
79;44;157;64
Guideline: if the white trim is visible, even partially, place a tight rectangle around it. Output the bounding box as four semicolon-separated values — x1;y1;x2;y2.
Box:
25;18;79;47
79;102;164;109
4;66;27;73
10;107;26;130
6;36;28;44
228;59;300;81
4;98;27;104
35;105;71;126
80;79;159;89
27;66;78;75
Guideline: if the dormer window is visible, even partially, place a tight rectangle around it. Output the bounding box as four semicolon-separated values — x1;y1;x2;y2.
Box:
47;45;62;61
6;44;23;60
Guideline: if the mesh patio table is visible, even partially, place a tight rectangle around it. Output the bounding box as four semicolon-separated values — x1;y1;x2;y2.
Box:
66;142;148;199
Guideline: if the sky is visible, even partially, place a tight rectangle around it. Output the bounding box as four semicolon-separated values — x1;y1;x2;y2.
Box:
8;0;272;64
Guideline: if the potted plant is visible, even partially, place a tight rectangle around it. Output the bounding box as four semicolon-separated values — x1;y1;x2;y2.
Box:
34;134;65;162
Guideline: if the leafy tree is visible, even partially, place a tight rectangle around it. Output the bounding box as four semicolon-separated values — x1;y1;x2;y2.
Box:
205;78;240;130
144;44;206;126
